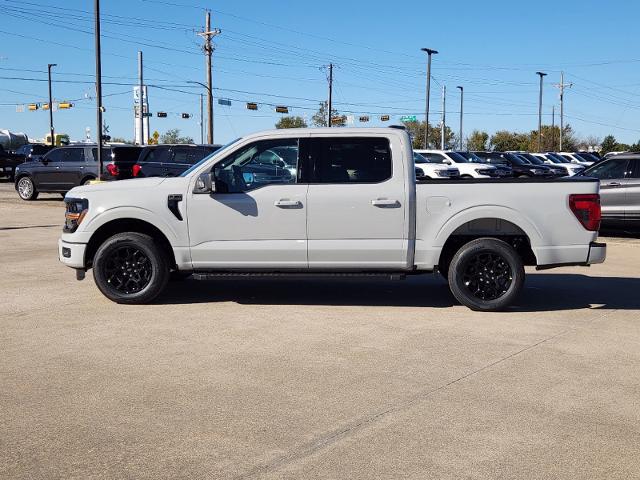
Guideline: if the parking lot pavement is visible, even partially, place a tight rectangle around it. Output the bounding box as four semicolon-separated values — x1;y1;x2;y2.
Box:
1;179;639;479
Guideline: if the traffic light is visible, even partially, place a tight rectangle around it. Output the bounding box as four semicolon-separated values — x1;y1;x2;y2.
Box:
331;115;346;125
181;113;191;119
157;112;168;118
42;103;50;111
28;104;38;111
58;102;73;109
380;115;390;122
246;102;258;110
275;106;289;114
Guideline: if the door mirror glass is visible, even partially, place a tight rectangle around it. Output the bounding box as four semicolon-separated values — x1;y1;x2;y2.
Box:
193;172;214;194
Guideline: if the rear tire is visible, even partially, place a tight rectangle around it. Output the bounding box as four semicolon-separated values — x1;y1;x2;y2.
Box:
447;238;524;311
93;232;169;304
16;176;38;200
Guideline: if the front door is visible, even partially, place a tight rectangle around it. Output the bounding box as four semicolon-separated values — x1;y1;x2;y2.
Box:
306;136;408;269
187;138;308;269
34;148;67;190
587;157;629;223
57;148;85;189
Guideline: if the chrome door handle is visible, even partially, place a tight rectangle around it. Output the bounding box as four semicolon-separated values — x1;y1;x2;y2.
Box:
371;198;400;208
606;182;622;187
274;199;302;208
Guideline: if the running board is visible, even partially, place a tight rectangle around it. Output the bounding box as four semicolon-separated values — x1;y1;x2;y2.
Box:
192;272;407;281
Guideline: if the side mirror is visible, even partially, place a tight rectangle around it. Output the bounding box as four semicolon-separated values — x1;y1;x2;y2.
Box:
193;171;214;194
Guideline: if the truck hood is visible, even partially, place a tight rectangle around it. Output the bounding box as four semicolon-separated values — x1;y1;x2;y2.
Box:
68;177;166;196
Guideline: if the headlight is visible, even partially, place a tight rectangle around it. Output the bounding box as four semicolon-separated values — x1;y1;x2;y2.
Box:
64;198;89;233
532;169;546;175
475;168;494;175
436;169;450;177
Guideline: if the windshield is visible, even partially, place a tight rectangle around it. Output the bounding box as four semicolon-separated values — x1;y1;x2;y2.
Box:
504;153;528;165
456;151;482;163
180;138;241;177
446;152;469;163
413;152;429;164
522;154;544;165
545;153;565;163
576;152;597;162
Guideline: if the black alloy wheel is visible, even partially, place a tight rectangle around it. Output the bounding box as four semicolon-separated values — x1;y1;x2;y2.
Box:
460;251;512;301
103;246;153;294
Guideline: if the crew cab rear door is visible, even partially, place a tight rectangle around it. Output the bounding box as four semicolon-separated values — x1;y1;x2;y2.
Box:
187;137;309;269
306;135;409;269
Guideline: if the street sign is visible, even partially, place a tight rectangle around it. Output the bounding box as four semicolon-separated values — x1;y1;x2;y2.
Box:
400;115;417;122
157;112;168;118
359;116;369;122
218;98;231;106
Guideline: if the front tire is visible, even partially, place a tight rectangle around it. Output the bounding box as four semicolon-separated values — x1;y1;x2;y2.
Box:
16;176;38;200
93;232;169;304
447;238;524;311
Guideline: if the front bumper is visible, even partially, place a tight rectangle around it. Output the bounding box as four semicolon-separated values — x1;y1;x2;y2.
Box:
58;239;87;269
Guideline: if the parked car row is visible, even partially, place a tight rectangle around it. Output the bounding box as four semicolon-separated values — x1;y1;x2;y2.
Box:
412;149;597;179
13;143;222;200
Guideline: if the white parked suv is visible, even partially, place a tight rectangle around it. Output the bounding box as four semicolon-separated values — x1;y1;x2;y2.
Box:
558;152;593;167
413;152;460;179
59;128;606;311
531;153;585;176
415;149;504;178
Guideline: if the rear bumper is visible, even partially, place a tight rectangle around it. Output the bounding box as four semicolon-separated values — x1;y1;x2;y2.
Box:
587;241;606;264
58;239;87;269
535;241;606;270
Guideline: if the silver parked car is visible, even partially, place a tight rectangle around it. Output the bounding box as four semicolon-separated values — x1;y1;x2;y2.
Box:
583;154;640;227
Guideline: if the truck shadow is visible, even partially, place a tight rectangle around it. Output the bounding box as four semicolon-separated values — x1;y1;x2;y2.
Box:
157;273;640;312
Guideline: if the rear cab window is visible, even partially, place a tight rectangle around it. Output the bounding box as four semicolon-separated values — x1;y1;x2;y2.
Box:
312;137;392;183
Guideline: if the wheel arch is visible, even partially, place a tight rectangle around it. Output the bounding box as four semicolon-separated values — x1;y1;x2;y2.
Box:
85;218;177;270
435;208;542;268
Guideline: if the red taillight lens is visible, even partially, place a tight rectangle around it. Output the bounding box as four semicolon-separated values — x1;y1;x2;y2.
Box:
569;194;601;231
132;164;141;177
106;163;119;177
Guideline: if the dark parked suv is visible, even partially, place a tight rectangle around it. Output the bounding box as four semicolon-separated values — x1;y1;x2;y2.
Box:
14;144;141;200
133;144;221;178
473;151;556;178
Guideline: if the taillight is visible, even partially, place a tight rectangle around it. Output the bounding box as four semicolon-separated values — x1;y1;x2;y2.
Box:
106;163;119;177
132;164;141;177
569;194;601;231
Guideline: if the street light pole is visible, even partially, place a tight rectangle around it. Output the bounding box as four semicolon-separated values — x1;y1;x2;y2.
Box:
47;63;57;147
456;85;463;150
421;48;438;149
94;0;104;179
536;71;547;152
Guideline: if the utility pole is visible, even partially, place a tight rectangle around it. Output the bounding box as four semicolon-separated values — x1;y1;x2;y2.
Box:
421;48;438;148
327;63;333;127
94;0;103;179
441;85;446;149
137;50;144;145
199;93;204;144
456;85;463;150
536;71;547;152
47;63;57;146
551;105;555;150
198;11;220;144
554;71;573;151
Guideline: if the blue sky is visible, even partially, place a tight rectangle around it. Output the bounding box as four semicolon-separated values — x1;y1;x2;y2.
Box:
1;0;640;145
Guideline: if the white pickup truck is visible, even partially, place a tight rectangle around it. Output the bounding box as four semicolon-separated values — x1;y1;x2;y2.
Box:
59;127;606;311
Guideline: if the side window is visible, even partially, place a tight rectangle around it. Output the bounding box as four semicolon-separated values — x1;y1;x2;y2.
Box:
171;147;194;165
66;149;84;162
628;159;640;178
90;148;114;162
142;147;171;164
44;149;65;163
314;138;391;183
213;139;299;193
586;159;628;180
